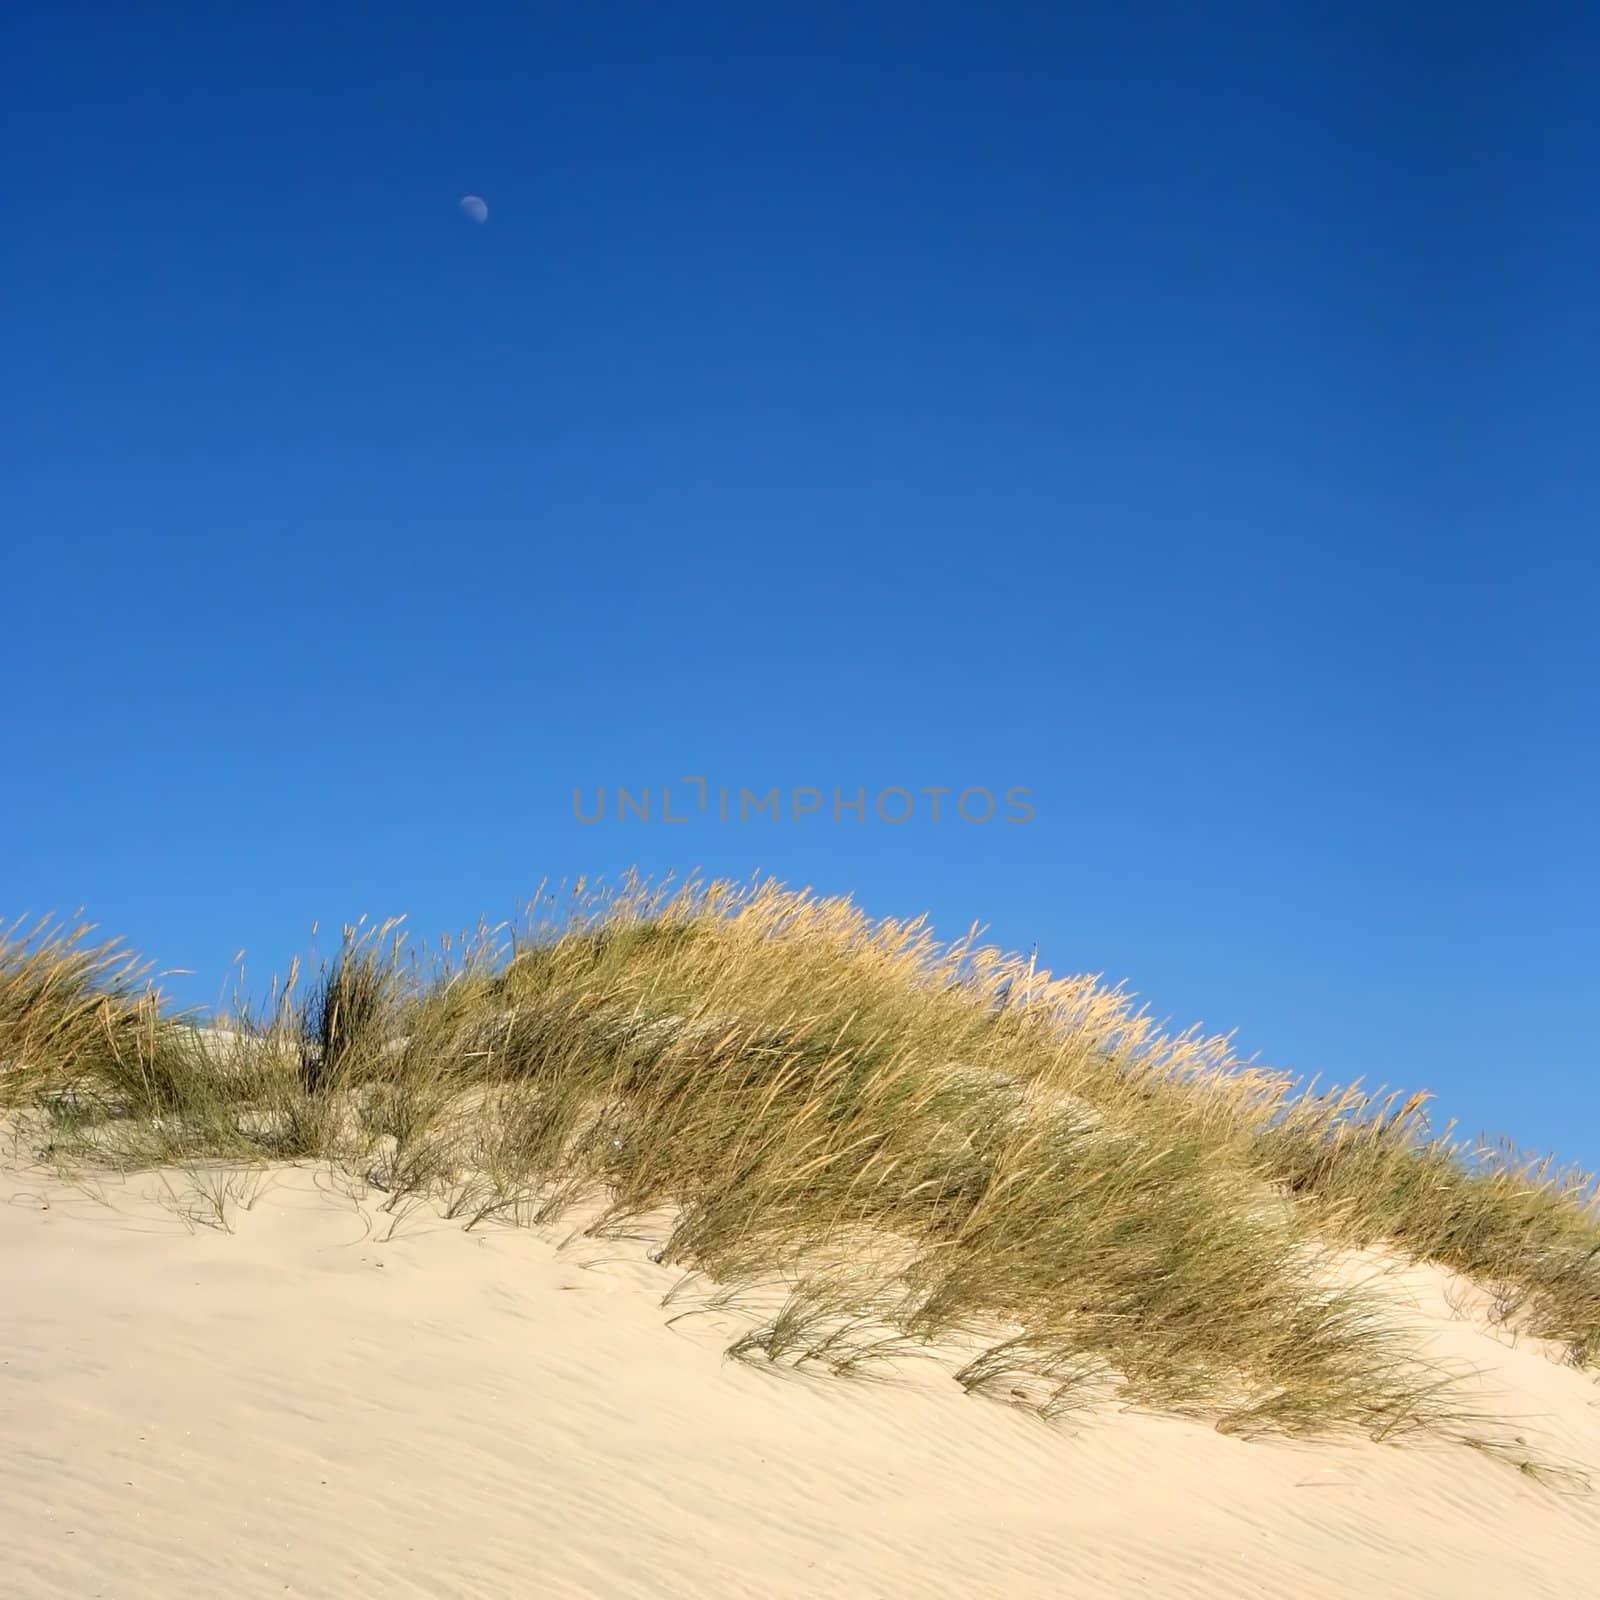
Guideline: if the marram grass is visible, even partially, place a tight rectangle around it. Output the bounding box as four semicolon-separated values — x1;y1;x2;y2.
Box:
3;877;1596;1452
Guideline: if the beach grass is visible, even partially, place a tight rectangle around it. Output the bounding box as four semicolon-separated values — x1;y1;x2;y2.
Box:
3;876;1596;1442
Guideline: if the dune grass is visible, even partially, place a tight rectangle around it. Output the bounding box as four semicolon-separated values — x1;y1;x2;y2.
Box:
3;877;1597;1448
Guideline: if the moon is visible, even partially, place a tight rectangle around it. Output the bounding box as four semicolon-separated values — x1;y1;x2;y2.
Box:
459;195;489;224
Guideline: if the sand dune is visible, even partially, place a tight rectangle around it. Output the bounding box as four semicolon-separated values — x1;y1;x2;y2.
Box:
4;1160;1598;1599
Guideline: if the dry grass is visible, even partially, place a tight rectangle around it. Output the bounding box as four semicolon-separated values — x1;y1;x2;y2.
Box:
1255;1088;1600;1366
3;876;1596;1450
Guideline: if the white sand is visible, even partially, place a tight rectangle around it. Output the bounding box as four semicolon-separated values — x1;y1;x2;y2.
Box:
4;1162;1598;1599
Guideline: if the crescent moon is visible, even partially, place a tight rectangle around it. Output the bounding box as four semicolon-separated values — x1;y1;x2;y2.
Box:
460;195;489;224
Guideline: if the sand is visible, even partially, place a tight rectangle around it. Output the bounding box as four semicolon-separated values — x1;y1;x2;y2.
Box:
4;1160;1598;1599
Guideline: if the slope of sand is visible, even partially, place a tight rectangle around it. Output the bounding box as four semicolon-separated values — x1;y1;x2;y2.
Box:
4;1160;1598;1599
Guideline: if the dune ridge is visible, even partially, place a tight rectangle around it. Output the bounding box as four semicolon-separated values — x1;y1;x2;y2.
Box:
4;876;1599;1594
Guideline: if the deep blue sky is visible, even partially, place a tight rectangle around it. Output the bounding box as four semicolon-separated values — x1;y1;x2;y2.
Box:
4;3;1596;1164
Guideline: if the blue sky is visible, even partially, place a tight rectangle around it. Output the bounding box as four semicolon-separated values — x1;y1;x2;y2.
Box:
4;3;1596;1164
